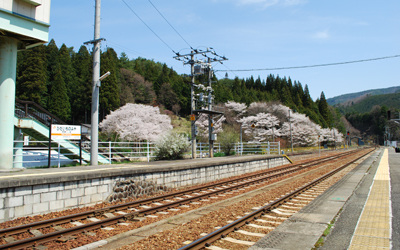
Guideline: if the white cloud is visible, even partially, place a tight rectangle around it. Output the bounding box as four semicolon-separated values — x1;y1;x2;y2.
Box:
313;30;330;40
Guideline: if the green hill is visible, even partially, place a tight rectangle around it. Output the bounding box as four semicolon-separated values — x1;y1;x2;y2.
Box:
338;92;400;114
327;86;400;106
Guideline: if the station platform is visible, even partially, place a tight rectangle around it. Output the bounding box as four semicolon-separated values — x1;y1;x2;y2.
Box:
251;147;396;250
0;154;291;222
0;154;288;188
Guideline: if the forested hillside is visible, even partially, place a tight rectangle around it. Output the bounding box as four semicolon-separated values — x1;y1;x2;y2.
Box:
337;92;400;114
327;86;400;106
16;40;340;132
336;92;400;144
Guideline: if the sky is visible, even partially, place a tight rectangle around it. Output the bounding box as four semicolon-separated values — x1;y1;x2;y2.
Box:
48;0;400;100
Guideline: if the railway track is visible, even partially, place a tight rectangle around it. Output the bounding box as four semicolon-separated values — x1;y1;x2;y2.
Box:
0;149;373;249
178;149;372;250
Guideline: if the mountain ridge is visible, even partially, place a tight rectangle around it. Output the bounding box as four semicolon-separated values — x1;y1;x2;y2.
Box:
327;85;400;106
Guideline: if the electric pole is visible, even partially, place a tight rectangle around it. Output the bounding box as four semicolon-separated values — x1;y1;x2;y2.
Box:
190;52;196;159
207;57;214;158
84;0;104;165
91;0;101;165
174;48;227;159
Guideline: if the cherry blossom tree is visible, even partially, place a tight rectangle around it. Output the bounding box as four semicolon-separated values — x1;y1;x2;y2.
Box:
225;101;246;116
222;101;247;125
320;128;344;145
203;100;345;148
196;113;225;139
239;113;280;143
280;110;322;147
99;103;172;141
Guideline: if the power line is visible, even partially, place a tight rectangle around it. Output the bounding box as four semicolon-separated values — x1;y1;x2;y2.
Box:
147;0;193;49
220;63;238;78
106;40;148;57
121;0;176;53
215;54;400;72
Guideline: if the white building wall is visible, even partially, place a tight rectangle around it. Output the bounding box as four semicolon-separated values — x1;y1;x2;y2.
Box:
1;0;50;23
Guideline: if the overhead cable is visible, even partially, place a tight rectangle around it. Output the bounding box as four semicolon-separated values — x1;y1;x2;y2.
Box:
121;0;176;53
215;54;400;72
147;0;193;49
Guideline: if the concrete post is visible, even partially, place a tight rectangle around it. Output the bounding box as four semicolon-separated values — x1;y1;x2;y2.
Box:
0;37;18;170
13;128;24;169
190;52;196;159
91;0;101;165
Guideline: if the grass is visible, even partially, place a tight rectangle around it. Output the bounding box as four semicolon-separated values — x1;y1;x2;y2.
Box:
313;218;336;249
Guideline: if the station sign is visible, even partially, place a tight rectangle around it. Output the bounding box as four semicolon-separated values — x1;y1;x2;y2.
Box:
51;125;81;140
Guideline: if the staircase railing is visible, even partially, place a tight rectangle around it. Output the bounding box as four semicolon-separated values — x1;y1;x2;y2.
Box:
15;98;67;126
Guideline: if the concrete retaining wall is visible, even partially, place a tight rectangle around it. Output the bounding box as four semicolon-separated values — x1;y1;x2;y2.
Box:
0;155;290;222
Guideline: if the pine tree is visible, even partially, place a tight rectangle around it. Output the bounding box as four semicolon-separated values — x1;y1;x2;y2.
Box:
100;48;120;119
48;65;71;121
118;52;130;69
302;84;313;109
318;91;331;127
154;63;170;96
59;44;77;122
16;45;47;106
45;39;61;109
72;46;92;124
159;82;178;110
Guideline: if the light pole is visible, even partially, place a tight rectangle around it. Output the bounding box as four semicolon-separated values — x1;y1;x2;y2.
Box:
240;124;243;155
318;133;321;157
288;110;293;153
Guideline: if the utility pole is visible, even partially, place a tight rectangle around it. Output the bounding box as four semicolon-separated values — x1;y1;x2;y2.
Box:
289;109;293;153
190;52;196;159
84;0;104;165
173;48;227;159
91;0;101;165
207;58;214;158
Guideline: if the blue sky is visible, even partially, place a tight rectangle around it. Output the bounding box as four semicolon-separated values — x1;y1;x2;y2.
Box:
49;0;400;100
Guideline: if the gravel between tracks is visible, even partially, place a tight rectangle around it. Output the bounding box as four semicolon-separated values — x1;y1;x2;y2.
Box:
117;151;367;250
0;150;361;249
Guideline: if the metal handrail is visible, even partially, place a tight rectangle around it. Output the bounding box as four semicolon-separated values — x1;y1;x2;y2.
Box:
15;98;67;126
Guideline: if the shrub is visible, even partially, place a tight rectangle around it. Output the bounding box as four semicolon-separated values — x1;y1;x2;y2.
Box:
213;152;225;157
218;125;239;156
154;132;190;160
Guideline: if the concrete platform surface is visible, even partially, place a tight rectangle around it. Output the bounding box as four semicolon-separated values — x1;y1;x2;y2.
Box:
0;154;285;188
251;148;394;250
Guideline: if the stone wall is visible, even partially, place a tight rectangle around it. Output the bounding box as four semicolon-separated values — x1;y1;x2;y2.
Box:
0;156;290;222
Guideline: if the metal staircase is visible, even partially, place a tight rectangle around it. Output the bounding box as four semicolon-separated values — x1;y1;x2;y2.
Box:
14;99;110;164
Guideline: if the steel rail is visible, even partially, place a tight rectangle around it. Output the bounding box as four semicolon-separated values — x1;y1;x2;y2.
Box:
0;149;367;249
0;151;354;237
178;148;374;250
0;160;314;250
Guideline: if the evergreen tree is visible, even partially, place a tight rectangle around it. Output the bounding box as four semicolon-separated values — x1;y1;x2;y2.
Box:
159;82;178;110
45;39;61;109
255;76;263;90
118;52;130;69
302;84;313;109
318;91;332;127
72;46;92;124
214;78;234;103
246;76;255;89
16;45;47;106
100;48;120;119
154;63;170;96
59;44;77;122
48;64;71;121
